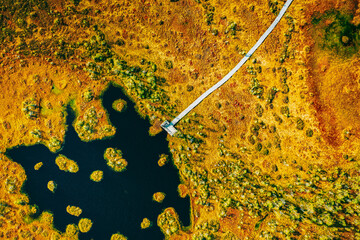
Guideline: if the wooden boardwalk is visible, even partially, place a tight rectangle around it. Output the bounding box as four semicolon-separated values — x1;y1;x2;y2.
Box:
162;0;295;136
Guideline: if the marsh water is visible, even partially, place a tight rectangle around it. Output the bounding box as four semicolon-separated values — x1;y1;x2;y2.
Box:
6;84;190;239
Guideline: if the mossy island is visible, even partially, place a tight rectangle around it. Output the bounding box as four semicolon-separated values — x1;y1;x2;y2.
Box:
112;99;127;112
140;218;152;229
90;170;103;182
55;154;79;173
152;192;166;203
149;123;162;136
66;205;82;217
78;218;93;233
65;224;79;237
158;154;169;167
104;147;128;172
47;136;63;153
74;105;116;142
47;180;56;193
34;162;43;170
111;233;128;240
157;208;181;236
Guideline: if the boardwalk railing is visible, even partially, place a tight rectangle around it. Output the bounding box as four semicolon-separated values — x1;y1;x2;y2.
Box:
162;0;294;136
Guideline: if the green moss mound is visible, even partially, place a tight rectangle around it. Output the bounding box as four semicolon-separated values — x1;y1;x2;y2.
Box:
312;10;360;57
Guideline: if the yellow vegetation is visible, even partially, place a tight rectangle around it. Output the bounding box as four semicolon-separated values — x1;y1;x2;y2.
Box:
112;99;127;112
34;162;43;170
78;218;93;233
47;181;57;193
104;147;128;172
140;218;152;229
158;208;181;237
66;205;82;217
90;170;103;182
177;184;189;199
1;0;360;239
110;233;128;240
149;119;163;136
55;154;79;173
157;154;169;167
153;192;166;203
66;224;79;237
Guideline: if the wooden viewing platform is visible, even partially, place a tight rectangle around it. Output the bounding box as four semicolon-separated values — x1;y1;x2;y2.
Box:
161;120;178;136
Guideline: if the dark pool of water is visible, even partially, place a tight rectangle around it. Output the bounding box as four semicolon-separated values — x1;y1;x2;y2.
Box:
6;84;190;240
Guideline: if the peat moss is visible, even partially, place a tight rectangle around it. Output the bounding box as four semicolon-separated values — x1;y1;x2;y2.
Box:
47;180;56;193
153;192;166;203
66;205;82;217
34;162;43;170
111;233;128;240
55;154;79;173
312;10;360;57
104;147;128;172
78;218;93;233
158;154;169;167
112;99;127;112
2;0;360;239
140;218;152;229
66;224;79;237
90;170;103;182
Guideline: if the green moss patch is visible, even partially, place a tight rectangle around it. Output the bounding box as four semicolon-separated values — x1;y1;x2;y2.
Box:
312;10;360;57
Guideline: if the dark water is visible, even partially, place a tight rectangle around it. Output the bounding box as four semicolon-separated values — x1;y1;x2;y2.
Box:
6;84;190;240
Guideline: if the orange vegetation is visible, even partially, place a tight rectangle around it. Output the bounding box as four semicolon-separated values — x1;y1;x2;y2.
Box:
2;0;360;239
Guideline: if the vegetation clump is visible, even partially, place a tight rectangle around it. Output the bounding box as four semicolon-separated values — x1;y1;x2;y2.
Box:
255;103;264;117
295;117;305;130
90;170;103;182
82;89;95;102
0;201;10;218
158;208;180;236
225;22;241;36
112;99;127;112
280;106;290;117
266;87;278;103
164;60;173;69
30;129;42;139
78;218;93;233
66;205;82;217
65;224;78;237
104;147;128;172
141;218;152;229
75;106;116;141
47;181;56;193
22;98;40;119
111;233;128;240
48;137;62;152
153;192;166;203
5;177;17;193
249;78;264;98
312;10;360;57
34;162;43;170
75;106;99;139
55;154;79;173
306;128;314;137
268;0;280;14
158;154;169;167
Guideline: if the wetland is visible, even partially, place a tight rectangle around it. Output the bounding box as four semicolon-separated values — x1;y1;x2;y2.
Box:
6;84;190;239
